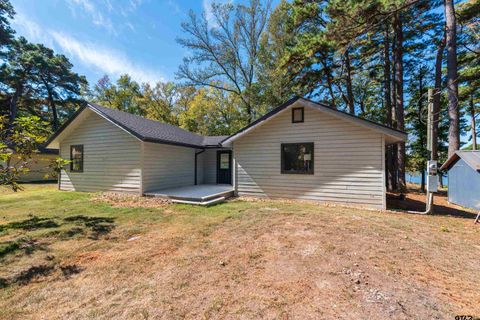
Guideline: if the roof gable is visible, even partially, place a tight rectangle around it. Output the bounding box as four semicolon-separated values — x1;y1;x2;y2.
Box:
221;97;407;145
440;150;480;172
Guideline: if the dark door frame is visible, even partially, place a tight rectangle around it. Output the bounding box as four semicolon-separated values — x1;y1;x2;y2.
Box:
216;150;232;185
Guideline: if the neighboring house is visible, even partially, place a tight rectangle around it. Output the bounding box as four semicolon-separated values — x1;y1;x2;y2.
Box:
5;146;58;182
440;150;480;210
45;97;406;209
21;147;59;182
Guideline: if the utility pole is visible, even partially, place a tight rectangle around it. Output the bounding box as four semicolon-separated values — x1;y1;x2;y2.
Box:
425;89;437;214
408;89;437;215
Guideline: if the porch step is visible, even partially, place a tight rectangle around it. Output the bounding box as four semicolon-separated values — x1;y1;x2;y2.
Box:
172;196;225;206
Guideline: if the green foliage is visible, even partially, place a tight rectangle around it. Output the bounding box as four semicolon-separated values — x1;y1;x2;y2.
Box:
178;87;244;135
257;0;298;111
45;157;71;180
0;36;87;130
0;0;14;46
141;81;180;125
89;75;246;136
0;115;56;191
91;75;143;115
33;43;87;129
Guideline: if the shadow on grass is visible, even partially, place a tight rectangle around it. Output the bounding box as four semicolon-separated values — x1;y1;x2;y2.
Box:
0;215;115;260
0;214;113;288
387;191;478;220
0;263;84;288
0;216;59;233
60;264;83;279
63;215;115;239
0;238;41;258
13;264;55;285
61;226;84;238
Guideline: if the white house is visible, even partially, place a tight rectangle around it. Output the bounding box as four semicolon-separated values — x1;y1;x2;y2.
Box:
46;97;406;209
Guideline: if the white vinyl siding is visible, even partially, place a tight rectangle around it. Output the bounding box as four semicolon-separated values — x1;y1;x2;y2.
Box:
201;148;234;184
59;110;142;193
233;106;385;209
142;142;197;192
196;150;204;185
202;149;217;184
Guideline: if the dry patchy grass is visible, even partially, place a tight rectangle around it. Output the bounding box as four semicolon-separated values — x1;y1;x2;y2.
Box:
0;184;479;319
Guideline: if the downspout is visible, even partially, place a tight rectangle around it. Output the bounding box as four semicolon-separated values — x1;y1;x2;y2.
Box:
194;149;205;185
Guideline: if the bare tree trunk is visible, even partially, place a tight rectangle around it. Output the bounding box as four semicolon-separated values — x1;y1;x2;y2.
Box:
246;103;253;123
46;87;59;131
419;72;426;193
50;102;59;131
421;168;426;193
9;83;23;124
384;25;392;128
445;0;460;157
471;95;477;150
432;31;446;161
391;34;398;191
393;13;406;191
320;55;336;109
384;23;395;192
344;50;354;114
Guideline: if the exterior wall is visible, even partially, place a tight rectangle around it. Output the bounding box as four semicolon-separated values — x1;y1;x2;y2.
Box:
202;149;217;184
233;106;386;209
59;111;142;193
142;142;198;192
201;148;234;184
448;159;480;210
196;150;205;185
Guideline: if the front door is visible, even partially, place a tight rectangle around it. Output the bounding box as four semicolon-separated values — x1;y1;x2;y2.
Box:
217;150;232;184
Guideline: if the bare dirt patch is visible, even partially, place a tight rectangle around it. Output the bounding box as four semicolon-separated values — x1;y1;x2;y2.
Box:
1;186;479;319
91;192;171;208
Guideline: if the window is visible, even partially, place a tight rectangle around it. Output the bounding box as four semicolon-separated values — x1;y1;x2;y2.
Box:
220;153;230;169
292;107;304;123
70;145;84;172
281;143;314;174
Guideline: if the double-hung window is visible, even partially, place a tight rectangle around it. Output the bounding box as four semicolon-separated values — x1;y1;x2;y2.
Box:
70;145;84;172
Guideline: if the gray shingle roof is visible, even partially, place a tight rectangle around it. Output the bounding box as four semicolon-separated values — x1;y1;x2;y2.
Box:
46;103;226;149
203;135;229;146
89;103;211;148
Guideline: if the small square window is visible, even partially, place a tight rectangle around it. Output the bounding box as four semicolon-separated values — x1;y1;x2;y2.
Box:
292;107;304;123
70;145;84;172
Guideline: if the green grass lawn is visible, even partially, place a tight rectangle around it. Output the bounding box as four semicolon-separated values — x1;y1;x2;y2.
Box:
0;184;479;319
0;184;247;287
